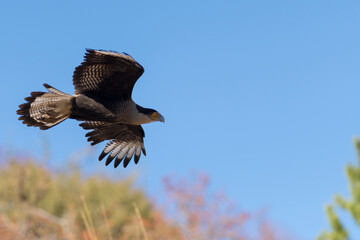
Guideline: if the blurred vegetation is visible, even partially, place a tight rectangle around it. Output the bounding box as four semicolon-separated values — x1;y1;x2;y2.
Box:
318;138;360;240
0;151;287;240
0;153;180;240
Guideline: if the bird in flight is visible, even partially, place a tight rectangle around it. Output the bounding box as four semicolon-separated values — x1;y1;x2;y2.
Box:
17;49;164;168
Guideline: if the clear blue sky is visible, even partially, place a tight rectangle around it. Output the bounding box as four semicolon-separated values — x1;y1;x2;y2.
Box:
1;1;360;239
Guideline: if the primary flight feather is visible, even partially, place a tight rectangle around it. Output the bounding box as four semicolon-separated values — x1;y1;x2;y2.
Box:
17;49;164;168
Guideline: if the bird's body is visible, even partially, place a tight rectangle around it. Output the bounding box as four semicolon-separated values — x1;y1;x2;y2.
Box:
17;49;164;168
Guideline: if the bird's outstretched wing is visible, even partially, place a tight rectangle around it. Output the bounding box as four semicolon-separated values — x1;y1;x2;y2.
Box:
73;49;144;101
80;121;146;168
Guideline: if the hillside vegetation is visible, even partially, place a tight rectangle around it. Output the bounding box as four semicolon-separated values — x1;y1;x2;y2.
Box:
0;152;283;240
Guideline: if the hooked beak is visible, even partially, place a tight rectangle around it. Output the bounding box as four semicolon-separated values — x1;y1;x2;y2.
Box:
158;115;165;123
150;112;165;123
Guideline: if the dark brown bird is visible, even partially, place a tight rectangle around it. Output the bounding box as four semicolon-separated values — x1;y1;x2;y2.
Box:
17;49;164;168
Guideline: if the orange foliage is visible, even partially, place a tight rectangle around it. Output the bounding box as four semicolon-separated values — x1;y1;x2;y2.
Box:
160;173;286;240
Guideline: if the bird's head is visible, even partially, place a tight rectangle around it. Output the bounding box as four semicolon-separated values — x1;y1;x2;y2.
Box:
136;105;165;123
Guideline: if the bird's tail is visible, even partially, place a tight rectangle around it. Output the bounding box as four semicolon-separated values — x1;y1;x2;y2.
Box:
17;84;74;130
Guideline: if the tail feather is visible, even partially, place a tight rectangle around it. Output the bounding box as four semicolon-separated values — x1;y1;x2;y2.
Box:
17;84;73;130
43;83;69;96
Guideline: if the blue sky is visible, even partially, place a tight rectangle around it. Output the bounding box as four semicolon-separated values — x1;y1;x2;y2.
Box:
1;1;360;239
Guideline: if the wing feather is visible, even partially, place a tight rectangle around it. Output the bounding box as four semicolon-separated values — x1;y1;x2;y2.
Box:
123;145;137;168
80;121;145;168
134;145;142;164
73;49;144;101
114;144;131;168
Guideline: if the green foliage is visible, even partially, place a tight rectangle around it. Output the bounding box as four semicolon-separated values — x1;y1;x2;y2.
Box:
318;138;360;240
318;206;347;240
0;155;153;239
